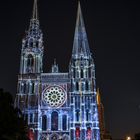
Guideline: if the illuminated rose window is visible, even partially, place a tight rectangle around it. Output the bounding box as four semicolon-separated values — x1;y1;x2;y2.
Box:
43;86;66;108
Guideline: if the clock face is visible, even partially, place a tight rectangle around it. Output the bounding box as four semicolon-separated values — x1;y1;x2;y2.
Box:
43;85;66;108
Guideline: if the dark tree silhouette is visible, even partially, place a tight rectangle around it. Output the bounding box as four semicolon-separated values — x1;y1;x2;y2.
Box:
0;89;29;140
135;133;140;140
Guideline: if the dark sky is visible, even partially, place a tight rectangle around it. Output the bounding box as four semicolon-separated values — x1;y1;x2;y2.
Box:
0;0;140;139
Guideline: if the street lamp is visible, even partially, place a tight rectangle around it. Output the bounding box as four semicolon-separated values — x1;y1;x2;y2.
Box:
126;136;131;140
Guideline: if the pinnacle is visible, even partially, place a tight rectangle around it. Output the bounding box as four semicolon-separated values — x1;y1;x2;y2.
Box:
32;0;38;20
72;1;91;59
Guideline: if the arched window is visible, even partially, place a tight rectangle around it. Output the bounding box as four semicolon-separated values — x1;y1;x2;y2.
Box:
76;82;79;91
34;113;38;123
24;83;26;93
86;110;89;121
76;110;80;122
42;115;47;131
23;83;26;93
86;81;89;91
36;41;39;47
75;96;80;109
17;83;20;93
30;40;33;48
51;111;58;131
30;114;33;123
81;82;84;91
71;96;73;104
31;82;34;94
76;127;80;138
81;69;83;78
27;54;34;67
62;115;67;130
88;68;91;78
87;127;92;139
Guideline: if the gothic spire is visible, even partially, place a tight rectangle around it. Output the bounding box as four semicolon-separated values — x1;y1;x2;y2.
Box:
72;1;91;59
27;0;41;38
32;0;38;20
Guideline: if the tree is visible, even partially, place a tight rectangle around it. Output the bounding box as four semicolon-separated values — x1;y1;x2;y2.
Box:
135;133;140;140
0;89;29;140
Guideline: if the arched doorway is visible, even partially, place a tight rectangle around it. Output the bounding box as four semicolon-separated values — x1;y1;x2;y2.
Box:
51;111;58;131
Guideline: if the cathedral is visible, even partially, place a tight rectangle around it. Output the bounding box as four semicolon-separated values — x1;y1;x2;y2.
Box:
15;0;101;140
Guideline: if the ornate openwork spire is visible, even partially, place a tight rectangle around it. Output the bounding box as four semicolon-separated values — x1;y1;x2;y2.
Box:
32;0;38;20
26;0;41;38
72;1;91;59
22;0;43;51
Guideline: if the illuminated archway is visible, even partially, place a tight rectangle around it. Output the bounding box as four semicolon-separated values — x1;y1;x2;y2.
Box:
51;111;58;131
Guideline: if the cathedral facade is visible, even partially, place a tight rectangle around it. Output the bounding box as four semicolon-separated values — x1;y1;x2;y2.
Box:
15;0;100;140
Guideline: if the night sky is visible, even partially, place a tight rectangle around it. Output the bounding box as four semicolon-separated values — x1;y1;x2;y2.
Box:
0;0;140;139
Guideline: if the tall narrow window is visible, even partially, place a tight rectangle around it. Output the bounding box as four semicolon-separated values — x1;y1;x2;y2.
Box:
73;69;75;78
34;113;38;122
31;82;34;94
76;110;80;122
87;127;92;139
27;54;34;67
30;41;33;48
81;69;83;78
81;82;84;91
36;41;39;47
23;83;26;93
86;81;89;91
42;115;47;131
62;115;67;130
86;110;89;121
30;114;33;123
76;82;79;91
88;68;91;78
71;96;73;104
17;83;20;93
51;111;58;131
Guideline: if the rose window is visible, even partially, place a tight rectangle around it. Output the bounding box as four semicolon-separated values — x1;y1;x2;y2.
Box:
43;86;66;108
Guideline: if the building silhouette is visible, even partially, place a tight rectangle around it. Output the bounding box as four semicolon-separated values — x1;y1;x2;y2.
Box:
15;0;101;140
97;89;112;140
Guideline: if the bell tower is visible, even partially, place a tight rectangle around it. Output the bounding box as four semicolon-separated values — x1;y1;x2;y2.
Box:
69;2;100;140
15;1;44;139
20;0;43;74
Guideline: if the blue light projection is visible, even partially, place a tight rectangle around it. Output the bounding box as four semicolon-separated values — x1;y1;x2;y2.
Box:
15;0;101;140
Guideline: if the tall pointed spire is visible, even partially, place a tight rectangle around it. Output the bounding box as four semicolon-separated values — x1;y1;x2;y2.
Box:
76;1;84;30
32;0;38;20
27;0;41;38
72;1;91;59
